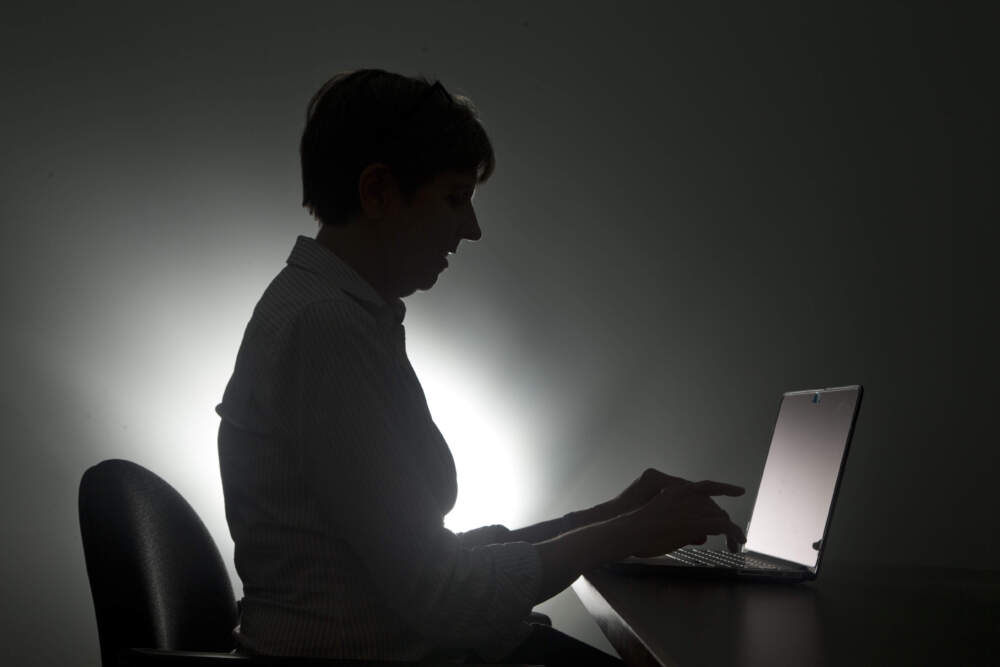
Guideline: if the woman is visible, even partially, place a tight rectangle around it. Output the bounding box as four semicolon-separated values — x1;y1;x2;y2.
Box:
216;68;746;665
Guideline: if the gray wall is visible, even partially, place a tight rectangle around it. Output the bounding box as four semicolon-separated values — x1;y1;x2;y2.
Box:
1;2;978;665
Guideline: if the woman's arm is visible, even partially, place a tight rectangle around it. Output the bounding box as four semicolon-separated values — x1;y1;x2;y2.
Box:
531;482;747;605
504;500;625;544
506;467;748;549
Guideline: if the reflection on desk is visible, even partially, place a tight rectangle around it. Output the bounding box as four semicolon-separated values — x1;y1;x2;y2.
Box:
572;560;1000;666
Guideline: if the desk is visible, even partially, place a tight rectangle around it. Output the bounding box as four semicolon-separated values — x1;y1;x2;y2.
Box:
572;561;1000;666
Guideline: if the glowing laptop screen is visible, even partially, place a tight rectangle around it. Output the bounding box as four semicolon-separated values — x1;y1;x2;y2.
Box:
744;387;860;568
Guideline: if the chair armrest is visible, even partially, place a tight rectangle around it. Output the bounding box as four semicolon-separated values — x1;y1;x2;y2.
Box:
121;648;540;666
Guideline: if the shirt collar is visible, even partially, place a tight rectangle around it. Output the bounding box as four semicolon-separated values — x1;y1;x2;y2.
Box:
287;235;406;330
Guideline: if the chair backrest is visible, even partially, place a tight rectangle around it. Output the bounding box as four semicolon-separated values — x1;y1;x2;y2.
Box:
79;459;238;666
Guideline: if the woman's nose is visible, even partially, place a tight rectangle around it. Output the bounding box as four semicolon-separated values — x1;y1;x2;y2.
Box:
462;211;482;242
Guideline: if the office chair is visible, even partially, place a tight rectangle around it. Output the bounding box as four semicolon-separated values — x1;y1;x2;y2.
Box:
79;459;540;666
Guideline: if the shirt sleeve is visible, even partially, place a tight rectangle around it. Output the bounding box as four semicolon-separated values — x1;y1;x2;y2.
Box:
292;299;541;657
456;524;512;549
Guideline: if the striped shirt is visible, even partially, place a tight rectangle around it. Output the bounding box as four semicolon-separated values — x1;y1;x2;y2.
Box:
215;235;541;661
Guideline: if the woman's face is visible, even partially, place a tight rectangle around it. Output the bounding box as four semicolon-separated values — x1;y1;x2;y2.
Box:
386;168;482;295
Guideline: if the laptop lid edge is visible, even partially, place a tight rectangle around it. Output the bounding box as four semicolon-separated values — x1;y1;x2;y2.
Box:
810;383;864;576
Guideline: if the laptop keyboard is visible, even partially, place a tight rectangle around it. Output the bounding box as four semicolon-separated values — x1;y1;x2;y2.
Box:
665;546;780;570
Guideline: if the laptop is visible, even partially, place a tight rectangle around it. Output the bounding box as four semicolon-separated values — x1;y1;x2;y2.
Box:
604;385;864;582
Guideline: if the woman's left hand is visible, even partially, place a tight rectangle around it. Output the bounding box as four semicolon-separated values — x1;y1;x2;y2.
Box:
563;468;745;544
607;468;744;517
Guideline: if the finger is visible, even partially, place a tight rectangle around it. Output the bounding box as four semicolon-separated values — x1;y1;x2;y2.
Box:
687;516;746;543
725;518;747;552
725;522;747;552
726;523;747;552
697;515;745;538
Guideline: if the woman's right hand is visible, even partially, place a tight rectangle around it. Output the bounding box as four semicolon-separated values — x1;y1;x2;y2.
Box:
622;480;747;558
531;479;746;604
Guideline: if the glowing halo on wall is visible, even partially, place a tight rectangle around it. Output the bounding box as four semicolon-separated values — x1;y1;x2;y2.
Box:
405;337;534;534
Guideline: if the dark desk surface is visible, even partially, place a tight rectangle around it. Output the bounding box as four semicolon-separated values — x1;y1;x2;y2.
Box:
572;560;1000;666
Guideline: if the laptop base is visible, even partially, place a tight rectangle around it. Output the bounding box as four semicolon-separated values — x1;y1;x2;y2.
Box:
603;556;814;583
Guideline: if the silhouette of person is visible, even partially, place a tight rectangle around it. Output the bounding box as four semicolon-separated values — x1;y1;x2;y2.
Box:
216;68;746;665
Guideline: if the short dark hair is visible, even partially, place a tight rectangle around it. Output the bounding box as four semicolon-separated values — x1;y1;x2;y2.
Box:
300;68;496;226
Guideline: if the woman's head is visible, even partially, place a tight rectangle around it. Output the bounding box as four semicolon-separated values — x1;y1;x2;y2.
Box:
300;68;495;227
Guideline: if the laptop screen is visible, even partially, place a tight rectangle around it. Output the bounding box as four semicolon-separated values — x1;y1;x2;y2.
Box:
744;386;861;568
